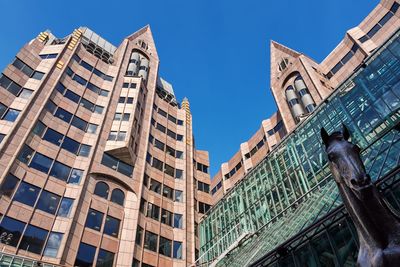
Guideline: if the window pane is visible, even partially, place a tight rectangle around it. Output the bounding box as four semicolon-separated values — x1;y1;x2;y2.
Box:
117;131;126;141
85;209;104;231
136;226;143;245
159;236;172;257
0;216;26;247
13;181;40;206
161;209;172;226
175;169;183;179
31;71;45;80
110;189;125;206
61;137;80;154
94;105;104;114
19;225;48;254
174;214;183;229
175;190;183;202
94;182;109;199
65;90;80;103
0;173;19;198
36;190;61;215
68;168;83;184
18;145;34;164
50;161;71;181
19;88;33;99
78;144;91;157
57;197;74;217
3;109;20;122
150;179;162;194
54;108;73;123
43;128;63;146
147;203;160;221
163;185;173;199
144;231;158;252
43;232;63;258
97;249;115;267
33;121;46;136
72;116;88;131
80;98;94;111
0;103;7;118
104;216;120;237
122;113;130;121
75;243;96;267
173;241;183;259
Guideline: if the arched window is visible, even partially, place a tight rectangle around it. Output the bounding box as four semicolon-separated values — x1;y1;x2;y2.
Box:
94;182;109;199
111;189;125;206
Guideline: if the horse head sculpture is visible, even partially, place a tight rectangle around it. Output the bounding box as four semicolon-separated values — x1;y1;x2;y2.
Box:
321;125;400;267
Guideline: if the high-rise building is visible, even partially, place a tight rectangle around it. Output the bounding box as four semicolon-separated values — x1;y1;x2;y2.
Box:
0;25;212;267
210;0;400;206
199;1;400;266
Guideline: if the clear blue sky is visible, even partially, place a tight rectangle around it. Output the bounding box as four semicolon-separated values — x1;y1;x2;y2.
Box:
0;0;378;177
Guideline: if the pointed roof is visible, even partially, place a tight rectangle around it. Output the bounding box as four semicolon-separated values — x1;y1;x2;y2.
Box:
126;25;159;59
270;40;302;59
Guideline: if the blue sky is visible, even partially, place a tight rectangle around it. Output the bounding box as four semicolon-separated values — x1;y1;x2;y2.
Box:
0;0;378;177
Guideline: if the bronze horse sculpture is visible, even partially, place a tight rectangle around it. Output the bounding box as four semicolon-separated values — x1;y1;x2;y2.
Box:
321;125;400;267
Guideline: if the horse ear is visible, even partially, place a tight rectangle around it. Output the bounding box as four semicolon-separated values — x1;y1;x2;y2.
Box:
320;127;329;147
342;124;350;141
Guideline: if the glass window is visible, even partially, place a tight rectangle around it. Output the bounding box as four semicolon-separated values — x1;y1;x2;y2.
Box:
114;113;122;120
97;249;115;267
127;97;134;104
156;123;166;133
43;128;63;146
12;58;34;77
19;225;48;254
119;97;125;103
161;209;172;226
0;216;26;247
149;179;162;194
75;243;96;267
175;169;183;179
177;120;184;126
130;83;136;88
80;98;94;111
152;158;164;172
31;71;45;80
37;190;61;215
147;203;160;221
136;226;144;245
175;190;183;202
19;88;34;99
104;216;120;237
65;89;80;103
144;230;158;252
33;121;46;136
69;168;83;184
54;108;73;123
78;144;91;157
46;100;57;114
174;214;183;229
85;208;104;231
0;173;19;198
173;241;183;259
43;232;63;258
81;61;93;72
0;103;7;118
57;197;74;217
61;137;80;154
94;182;109;199
110;189;125;206
122;113;130;121
94;105;104;114
108;131;117;140
87;123;97;133
177;134;183;141
13;181;40;206
2;109;20;122
163;185;173;199
159;236;172;257
166;146;175;157
165;164;174;177
71;116;88;132
87;82;100;94
117;131;126;141
154;139;165;151
50;161;71;181
73;74;87;86
18;145;34;164
123;82;129;88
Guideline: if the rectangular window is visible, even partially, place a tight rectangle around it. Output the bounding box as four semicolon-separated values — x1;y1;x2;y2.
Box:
61;137;80;154
173;241;183;259
156;123;166;133
31;71;45;80
87;123;98;134
104;216;120;237
154;139;165;151
72;74;87;86
19;225;48;254
175;169;183;179
177;134;183;141
12;58;34;77
158;108;167;117
0;216;26;247
0;103;7;118
69;169;83;184
36;190;61;215
162;185;173;199
13;181;40;207
152;157;164;172
78;144;91;157
2;109;20;122
164;164;175;177
54;108;73;123
0;173;19;198
85;209;104;231
159;236;172;257
174;190;183;202
122;113;130;121
80;98;94;111
117;131;126;141
49;161;71;181
176;151;183;159
18;88;34;99
147;203;160;221
136;226;144;245
97;249;115;267
75;243;96;267
29;152;53;173
174;213;183;229
40;53;58;59
144;231;158;252
65;89;80;103
18;145;34;164
0;74;22;96
43;232;63;258
57;197;74;217
149;179;162;194
43;128;63;146
161;209;173;226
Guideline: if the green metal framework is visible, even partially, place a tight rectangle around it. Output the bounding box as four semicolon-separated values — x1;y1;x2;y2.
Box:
198;29;400;266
